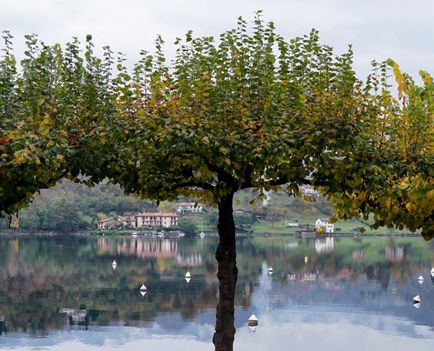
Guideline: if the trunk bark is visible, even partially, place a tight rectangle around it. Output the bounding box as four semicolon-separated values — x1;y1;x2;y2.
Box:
213;191;237;351
217;191;236;245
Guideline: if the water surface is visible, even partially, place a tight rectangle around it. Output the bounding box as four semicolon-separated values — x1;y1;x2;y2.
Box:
0;235;433;350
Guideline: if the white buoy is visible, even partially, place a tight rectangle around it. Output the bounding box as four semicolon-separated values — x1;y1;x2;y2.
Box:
413;295;421;304
112;260;117;270
248;314;258;327
185;271;191;279
199;231;205;239
418;275;424;284
140;284;147;296
185;277;191;284
304;256;309;264
431;268;434;278
268;267;274;275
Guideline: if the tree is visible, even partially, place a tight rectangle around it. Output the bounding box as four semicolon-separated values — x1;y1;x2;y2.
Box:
91;13;366;249
0;31;114;217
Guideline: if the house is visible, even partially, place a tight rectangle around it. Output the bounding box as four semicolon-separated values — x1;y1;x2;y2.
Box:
176;202;203;214
315;218;335;233
300;185;320;198
97;218;117;230
136;212;179;228
118;215;136;228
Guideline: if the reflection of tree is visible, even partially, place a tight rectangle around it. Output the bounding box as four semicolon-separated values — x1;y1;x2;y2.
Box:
213;242;237;351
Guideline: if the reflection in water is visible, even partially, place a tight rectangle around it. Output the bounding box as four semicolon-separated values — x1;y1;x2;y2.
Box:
0;236;434;350
213;242;237;351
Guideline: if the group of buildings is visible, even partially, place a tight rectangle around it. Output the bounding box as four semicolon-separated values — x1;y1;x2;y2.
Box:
97;202;203;230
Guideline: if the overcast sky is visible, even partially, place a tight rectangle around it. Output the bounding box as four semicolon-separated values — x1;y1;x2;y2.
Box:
1;0;433;79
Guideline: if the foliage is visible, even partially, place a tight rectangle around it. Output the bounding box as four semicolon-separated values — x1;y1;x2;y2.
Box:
0;31;115;215
178;216;198;234
325;61;434;239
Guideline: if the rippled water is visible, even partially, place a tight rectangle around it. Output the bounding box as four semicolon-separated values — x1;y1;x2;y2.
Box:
0;235;433;350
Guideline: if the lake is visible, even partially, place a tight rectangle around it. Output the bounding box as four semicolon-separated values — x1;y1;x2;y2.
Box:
0;235;433;350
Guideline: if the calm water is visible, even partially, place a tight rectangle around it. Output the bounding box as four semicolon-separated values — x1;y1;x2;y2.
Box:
0;235;434;350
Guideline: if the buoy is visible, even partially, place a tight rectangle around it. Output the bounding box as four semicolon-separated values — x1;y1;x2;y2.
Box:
112;260;117;270
199;231;205;239
268;267;274;275
413;295;421;304
304;256;308;263
185;271;191;279
185;277;191;284
248;314;258;327
431;268;434;278
418;275;424;284
140;284;147;296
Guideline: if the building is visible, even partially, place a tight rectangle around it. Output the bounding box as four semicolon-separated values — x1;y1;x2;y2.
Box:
118;215;136;228
300;185;320;198
97;218;117;230
176;202;203;214
315;218;335;233
136;212;179;228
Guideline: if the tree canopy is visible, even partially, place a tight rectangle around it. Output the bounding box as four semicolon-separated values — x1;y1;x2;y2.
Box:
0;13;433;240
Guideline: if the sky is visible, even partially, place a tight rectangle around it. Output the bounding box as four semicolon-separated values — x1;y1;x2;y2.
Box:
1;0;433;80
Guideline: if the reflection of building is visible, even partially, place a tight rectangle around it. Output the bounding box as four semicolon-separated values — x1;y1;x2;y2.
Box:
315;218;334;233
98;238;178;258
315;237;334;254
60;308;89;329
175;253;203;267
352;249;364;261
176;202;203;214
385;246;404;262
136;212;178;228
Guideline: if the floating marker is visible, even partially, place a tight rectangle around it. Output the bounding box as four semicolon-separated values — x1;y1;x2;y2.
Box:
185;277;191;284
112;260;117;270
140;284;147;296
248;325;257;332
413;295;421;304
268;267;274;276
431;268;434;278
304;256;309;264
248;314;258;327
185;271;191;279
199;231;205;239
418;275;424;284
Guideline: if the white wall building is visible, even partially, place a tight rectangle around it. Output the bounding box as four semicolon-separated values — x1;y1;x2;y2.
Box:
136;212;179;228
176;202;203;214
315;218;335;233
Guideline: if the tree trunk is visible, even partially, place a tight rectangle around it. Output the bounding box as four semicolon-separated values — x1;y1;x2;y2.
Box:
217;191;236;245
